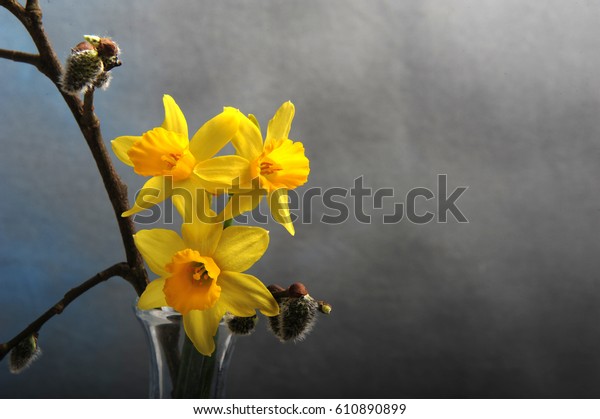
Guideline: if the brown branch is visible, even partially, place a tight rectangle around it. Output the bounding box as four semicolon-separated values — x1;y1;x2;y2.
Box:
12;0;62;83
0;262;131;361
0;48;40;67
0;2;149;294
25;0;38;12
70;89;148;295
0;0;24;18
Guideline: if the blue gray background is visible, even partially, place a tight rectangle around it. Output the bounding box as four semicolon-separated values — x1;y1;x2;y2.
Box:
1;0;600;398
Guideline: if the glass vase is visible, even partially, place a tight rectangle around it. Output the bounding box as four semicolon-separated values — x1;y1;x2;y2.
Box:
134;304;236;399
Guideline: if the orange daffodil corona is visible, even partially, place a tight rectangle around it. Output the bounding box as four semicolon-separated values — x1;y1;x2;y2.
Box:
111;95;310;356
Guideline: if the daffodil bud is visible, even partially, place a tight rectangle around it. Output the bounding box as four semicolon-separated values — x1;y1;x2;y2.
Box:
270;295;318;342
8;334;41;374
225;313;258;335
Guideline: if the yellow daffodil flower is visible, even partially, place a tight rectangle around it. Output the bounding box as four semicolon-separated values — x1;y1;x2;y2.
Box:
111;95;247;216
195;101;309;235
135;207;279;355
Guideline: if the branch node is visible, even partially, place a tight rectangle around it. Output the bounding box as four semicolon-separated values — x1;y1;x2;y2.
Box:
25;0;40;13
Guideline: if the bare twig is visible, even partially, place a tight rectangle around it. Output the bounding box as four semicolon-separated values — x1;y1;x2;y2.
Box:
0;48;40;68
0;0;149;370
76;89;148;295
0;2;149;295
0;262;132;361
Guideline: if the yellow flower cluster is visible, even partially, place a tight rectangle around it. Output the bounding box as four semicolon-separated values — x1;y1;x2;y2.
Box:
111;95;310;355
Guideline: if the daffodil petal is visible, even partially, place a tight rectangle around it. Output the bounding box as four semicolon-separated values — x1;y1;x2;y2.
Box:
219;191;264;221
232;114;263;161
111;136;139;167
183;221;222;258
122;176;172;217
268;188;295;236
172;187;223;267
171;177;222;254
189;107;240;161
194;155;251;194
212;226;269;273
137;278;168;310
161;94;188;138
266;101;295;141
134;229;186;276
248;114;261;130
170;176;212;220
183;307;225;356
218;271;279;317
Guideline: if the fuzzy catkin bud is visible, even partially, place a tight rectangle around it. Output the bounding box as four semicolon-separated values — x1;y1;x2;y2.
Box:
61;48;104;94
93;71;112;90
272;295;319;342
225;314;258;335
9;334;41;374
267;314;281;337
266;284;285;337
61;35;121;95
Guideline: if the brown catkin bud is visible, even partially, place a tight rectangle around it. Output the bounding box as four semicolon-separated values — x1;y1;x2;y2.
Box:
96;38;120;58
72;41;95;53
288;282;308;298
96;38;121;71
267;284;286;294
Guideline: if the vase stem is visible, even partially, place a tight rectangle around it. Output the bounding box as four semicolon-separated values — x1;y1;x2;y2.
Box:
135;305;236;398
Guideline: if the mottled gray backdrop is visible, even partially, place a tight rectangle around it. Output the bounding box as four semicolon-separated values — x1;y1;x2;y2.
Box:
1;0;599;398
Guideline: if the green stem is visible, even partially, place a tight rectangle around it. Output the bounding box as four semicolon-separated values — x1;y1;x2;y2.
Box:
172;332;218;398
222;194;234;229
